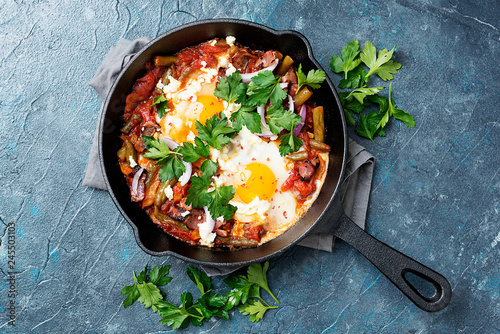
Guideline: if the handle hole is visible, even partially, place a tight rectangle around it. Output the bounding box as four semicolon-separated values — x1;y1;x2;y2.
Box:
403;269;440;301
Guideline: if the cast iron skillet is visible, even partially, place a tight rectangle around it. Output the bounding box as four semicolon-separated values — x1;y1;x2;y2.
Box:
99;19;451;312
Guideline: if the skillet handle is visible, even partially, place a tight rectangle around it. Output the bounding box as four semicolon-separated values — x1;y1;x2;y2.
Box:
333;213;452;312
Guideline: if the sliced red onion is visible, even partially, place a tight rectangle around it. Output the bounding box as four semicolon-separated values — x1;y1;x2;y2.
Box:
255;105;277;137
131;167;145;194
204;206;215;228
293;104;307;136
159;136;192;186
159;136;179;149
179;161;192;186
240;59;279;83
287;94;294;113
199;206;216;238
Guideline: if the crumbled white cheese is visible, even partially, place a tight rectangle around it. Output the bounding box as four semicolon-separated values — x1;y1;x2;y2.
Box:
231;197;271;222
225;63;237;77
226;36;236;46
164;185;174;200
201;60;207;68
186;131;196;142
129;156;137;168
156;79;165;90
163;76;181;96
218;55;229;68
213;173;228;187
178;80;201;101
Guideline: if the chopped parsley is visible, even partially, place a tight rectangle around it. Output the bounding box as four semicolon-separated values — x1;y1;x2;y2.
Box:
330;39;414;141
122;262;280;329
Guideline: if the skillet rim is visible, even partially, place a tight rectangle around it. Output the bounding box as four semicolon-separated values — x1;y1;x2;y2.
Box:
98;18;348;267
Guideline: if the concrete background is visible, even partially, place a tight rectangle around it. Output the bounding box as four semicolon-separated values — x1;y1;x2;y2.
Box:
1;0;499;332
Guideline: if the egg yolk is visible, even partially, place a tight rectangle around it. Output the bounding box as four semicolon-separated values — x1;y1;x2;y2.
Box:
197;95;224;125
235;162;276;203
164;95;224;143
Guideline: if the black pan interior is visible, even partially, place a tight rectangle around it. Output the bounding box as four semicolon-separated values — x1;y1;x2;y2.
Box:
99;19;347;266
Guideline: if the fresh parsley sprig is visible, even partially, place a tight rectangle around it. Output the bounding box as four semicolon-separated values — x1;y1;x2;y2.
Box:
121;264;172;312
143;135;210;182
195;113;236;150
143;136;186;181
245;70;287;107
295;63;326;93
122;262;280;329
150;95;169;118
213;71;247;104
185;160;237;220
330;40;414;141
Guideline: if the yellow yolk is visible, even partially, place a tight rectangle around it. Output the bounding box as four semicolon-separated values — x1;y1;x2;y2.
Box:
197;95;224;125
162;94;224;143
235;162;277;203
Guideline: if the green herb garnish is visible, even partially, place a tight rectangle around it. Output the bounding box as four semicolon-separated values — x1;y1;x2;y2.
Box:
150;95;169;118
122;262;280;329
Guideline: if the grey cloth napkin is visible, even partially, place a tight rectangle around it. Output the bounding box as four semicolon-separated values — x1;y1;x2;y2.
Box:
83;38;375;276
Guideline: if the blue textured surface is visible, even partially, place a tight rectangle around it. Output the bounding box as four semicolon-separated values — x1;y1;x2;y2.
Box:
1;0;499;332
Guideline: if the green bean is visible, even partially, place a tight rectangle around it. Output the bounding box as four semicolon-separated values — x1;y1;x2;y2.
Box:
154;55;178;67
124;140;137;162
144;165;159;189
293;86;313;106
276;55;294;76
117;144;127;161
287;151;308;161
154;179;177;208
154;207;189;232
310;139;331;152
312;106;324;142
120;113;142;134
217;237;259;247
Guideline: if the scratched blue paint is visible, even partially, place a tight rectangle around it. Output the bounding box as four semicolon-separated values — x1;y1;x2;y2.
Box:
121;247;132;264
48;248;60;263
16;225;24;238
30;203;40;217
30;269;40;283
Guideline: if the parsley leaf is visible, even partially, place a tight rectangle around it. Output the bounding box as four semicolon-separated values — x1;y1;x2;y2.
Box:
329;40;362;79
185;160;237;220
231;109;262;133
247;262;279;304
176;137;209;163
296;63;326;93
143;136;185;182
121;264;172;312
387;86;415;128
360;41;401;81
187;266;211;295
279;132;303;156
266;104;303;134
355;85;414;141
346;86;385;105
357;110;386;141
339;64;368;89
246;71;287;107
150;95;169;118
238;299;276;323
214;71;248;103
196;113;236;150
